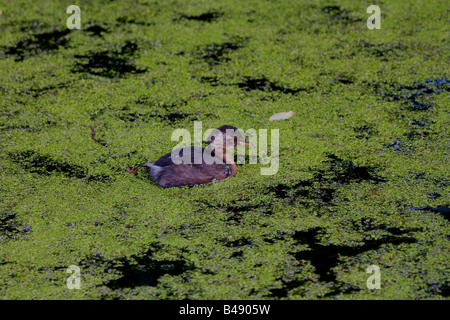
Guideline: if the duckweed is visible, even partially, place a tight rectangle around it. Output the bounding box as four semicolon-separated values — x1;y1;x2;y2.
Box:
0;0;448;300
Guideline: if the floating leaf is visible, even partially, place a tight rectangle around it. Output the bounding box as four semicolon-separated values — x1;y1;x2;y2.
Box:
269;111;295;121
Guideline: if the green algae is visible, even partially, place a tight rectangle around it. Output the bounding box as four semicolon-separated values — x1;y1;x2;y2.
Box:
0;0;449;300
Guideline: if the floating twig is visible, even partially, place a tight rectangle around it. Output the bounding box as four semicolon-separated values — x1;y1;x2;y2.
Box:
90;126;107;146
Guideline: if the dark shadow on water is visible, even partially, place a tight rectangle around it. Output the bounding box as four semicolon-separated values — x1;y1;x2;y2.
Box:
198;36;247;66
353;124;378;140
72;41;147;78
115;16;154;27
22;81;70;98
322;5;351;21
269;154;386;206
0;210;31;241
84;24;110;37
269;279;308;298
320;5;363;26
316;154;384;184
80;243;193;289
437;284;450;297
1;120;57;132
179;11;223;22
18;20;48;32
9;150;86;178
221;237;252;248
376;78;449;111
407;205;450;222
199;76;220;86
107;258;187;289
2;28;70;61
359;41;405;60
293;227;417;283
236;76;307;95
9;150;111;182
370;78;448;149
385;140;411;152
335;74;354;84
116;109;191;124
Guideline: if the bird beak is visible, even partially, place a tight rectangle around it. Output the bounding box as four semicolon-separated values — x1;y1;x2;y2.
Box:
240;139;255;147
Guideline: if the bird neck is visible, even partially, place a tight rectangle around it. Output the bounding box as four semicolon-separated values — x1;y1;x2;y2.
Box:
214;147;237;177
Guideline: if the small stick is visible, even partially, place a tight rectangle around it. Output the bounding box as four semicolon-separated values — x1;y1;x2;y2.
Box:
90;126;107;146
90;126;101;144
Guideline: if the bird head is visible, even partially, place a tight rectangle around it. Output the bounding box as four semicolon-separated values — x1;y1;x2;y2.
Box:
207;125;254;150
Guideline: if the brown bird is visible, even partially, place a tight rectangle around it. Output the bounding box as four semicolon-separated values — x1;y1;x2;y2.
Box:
141;125;252;188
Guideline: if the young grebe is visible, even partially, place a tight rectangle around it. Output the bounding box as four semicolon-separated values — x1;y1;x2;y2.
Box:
141;125;252;188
